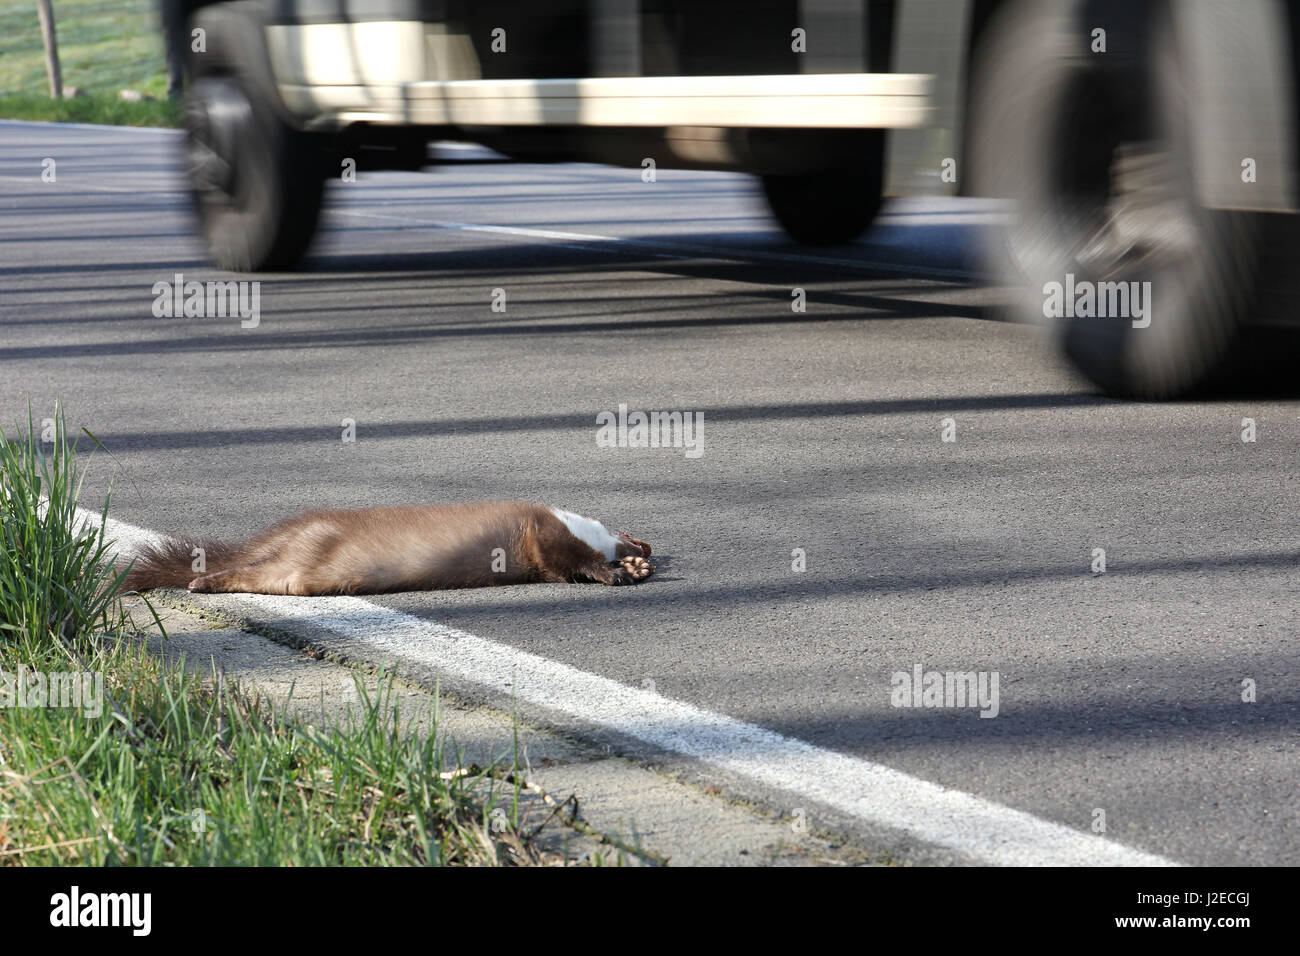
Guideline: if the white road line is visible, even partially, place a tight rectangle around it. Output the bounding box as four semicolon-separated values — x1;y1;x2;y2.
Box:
336;206;984;281
90;507;1177;867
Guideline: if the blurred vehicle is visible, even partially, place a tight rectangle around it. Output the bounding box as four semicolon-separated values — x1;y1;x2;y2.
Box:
174;0;1298;397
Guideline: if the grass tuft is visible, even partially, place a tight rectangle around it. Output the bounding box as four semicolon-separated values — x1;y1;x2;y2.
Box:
0;403;135;656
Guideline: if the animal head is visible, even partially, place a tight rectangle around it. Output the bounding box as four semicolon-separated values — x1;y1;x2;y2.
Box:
550;507;652;561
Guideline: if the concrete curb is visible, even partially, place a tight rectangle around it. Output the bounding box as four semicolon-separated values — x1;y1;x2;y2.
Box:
130;595;889;866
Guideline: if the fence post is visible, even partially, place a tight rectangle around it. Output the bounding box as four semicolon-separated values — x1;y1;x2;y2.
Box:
36;0;64;99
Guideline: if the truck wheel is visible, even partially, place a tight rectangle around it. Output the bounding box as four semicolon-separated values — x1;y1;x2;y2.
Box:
184;4;324;271
971;1;1259;398
760;133;885;245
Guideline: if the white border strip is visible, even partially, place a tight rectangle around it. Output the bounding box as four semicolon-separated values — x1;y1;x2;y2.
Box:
432;73;932;128
93;508;1176;866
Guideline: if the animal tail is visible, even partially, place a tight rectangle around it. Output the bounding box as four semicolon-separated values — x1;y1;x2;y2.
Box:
117;537;242;593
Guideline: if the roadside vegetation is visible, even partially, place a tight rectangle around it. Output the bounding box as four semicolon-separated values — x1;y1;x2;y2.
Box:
0;91;179;128
0;0;179;127
0;407;580;865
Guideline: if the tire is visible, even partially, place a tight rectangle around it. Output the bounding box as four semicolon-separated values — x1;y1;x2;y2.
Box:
184;3;324;271
760;133;885;245
970;1;1260;398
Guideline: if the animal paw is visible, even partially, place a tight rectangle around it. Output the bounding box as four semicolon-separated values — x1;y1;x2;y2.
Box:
610;554;654;585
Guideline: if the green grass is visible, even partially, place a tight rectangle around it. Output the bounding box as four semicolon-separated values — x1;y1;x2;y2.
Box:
0;405;134;656
0;0;176;125
1;646;553;865
0;90;179;127
0;407;568;866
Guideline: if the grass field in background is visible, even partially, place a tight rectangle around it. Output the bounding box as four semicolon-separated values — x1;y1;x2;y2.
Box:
0;0;177;125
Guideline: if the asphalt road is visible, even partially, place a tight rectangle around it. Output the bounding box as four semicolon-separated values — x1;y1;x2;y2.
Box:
2;120;1297;866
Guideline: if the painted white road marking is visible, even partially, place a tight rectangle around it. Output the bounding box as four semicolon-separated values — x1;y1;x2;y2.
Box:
336;206;984;281
91;507;1177;867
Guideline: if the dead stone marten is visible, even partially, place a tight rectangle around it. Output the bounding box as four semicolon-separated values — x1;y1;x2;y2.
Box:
120;501;654;596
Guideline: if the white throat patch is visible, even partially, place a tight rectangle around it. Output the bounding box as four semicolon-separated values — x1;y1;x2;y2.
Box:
549;507;619;560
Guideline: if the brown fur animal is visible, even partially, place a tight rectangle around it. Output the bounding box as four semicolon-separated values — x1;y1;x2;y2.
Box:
120;502;654;596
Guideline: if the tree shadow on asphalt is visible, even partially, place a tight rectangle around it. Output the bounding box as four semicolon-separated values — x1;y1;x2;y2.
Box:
68;392;1109;451
391;544;1300;618
4;206;1295;397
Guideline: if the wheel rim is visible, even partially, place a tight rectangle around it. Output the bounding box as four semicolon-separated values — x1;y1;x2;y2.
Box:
184;76;254;213
1011;68;1199;294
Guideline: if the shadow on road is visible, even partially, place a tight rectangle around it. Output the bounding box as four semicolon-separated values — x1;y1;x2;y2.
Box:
76;392;1109;451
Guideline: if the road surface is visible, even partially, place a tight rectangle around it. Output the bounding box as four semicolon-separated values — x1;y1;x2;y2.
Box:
1;120;1296;865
